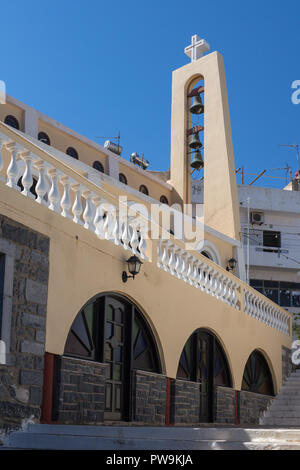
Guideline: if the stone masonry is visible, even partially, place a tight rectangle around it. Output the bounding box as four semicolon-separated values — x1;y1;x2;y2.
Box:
170;379;201;424
214;386;235;424
239;390;273;425
133;370;166;424
0;214;49;430
52;356;107;424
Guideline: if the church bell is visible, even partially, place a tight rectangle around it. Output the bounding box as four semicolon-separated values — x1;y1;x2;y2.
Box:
191;150;204;170
189;95;204;114
189;132;203;150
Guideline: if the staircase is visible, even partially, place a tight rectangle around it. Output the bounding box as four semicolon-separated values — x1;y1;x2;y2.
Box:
260;369;300;426
1;424;300;450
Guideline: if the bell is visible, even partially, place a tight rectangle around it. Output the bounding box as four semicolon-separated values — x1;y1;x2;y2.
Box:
189;95;204;114
189;133;203;150
191;151;204;170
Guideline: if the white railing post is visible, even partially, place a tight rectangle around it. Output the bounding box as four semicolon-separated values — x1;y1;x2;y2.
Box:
20;151;36;198
6;142;22;190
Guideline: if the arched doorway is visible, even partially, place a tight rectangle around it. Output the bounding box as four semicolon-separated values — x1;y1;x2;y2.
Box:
176;329;232;422
64;293;161;421
242;350;274;396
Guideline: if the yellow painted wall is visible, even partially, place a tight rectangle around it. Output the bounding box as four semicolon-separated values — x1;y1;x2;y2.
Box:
38;119;108;172
0;182;291;393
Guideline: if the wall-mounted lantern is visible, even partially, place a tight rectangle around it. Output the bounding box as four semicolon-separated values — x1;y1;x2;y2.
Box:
226;257;237;272
122;255;143;283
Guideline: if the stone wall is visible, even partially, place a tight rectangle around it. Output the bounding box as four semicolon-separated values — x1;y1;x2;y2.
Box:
282;346;292;380
170;379;201;424
52;356;107;424
0;214;49;430
239;390;273;425
133;370;166;424
214;386;235;424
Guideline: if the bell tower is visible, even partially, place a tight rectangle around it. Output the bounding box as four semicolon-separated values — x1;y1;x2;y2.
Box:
169;35;241;241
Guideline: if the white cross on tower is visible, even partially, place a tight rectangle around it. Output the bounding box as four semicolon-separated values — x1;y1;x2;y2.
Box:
184;35;210;62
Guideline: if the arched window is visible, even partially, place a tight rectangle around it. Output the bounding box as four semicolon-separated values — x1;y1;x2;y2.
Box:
177;329;231;387
160;195;169;205
201;251;212;260
66;147;78;160
64;294;161;420
176;329;231;422
139;184;149;195
65;294;160;373
119;173;127;185
93;161;104;173
4;115;19;130
242;350;274;396
38;132;51;145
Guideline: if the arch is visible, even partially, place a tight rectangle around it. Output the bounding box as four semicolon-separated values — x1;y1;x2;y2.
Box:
64;291;164;421
241;349;275;396
139;184;149;196
4;115;19;130
38;131;51;145
176;327;233;388
93;160;104;173
64;291;163;375
66;147;79;160
119;173;127;185
197;240;221;266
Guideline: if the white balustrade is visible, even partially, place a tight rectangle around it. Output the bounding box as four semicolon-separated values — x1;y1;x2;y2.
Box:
0;128;291;336
244;287;290;335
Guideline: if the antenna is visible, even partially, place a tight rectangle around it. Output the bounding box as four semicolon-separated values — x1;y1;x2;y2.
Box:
279;144;299;174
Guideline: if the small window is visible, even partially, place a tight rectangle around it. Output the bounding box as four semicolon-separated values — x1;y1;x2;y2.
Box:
160;195;169;205
201;251;212;260
139;185;149;195
66;147;78;160
4;115;19;130
38;132;51;145
263;230;281;253
119;173;127;185
93;161;104;173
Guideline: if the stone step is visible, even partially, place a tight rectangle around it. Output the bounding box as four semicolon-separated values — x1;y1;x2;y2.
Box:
4;431;300;451
269;406;300;412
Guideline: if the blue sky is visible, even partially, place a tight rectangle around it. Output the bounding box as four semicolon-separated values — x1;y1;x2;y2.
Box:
1;0;300;188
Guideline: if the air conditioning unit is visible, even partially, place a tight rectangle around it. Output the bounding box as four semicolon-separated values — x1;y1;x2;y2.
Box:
251;211;264;225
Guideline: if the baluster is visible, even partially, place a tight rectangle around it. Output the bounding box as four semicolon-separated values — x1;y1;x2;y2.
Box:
186;256;194;286
6;142;22;190
120;215;130;250
138;224;148;260
103;205;114;240
112;213;120;246
20;151;35;198
181;253;188;282
157;239;163;268
168;245;176;275
174;248;182;279
0;134;11;181
82;190;95;231
71;183;83;224
48;168;61;212
129;221;139;254
198;262;206;291
60;175;72;217
93;197;105;239
161;241;170;272
34;160;48;205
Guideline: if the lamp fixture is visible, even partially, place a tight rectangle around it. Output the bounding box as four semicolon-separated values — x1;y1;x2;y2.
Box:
226;258;237;272
122;255;143;283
